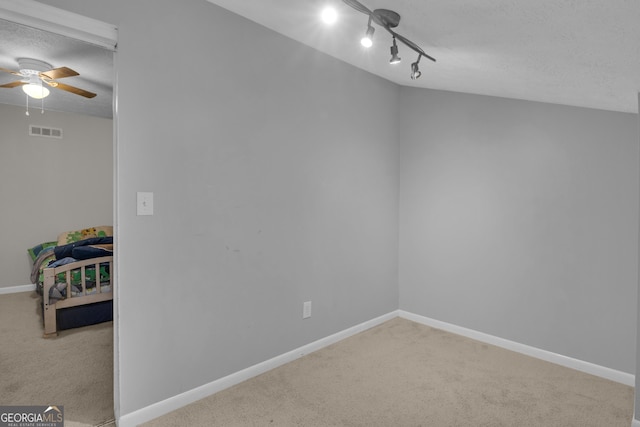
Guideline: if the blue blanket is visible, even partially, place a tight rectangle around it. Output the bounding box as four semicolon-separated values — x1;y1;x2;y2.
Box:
53;236;113;260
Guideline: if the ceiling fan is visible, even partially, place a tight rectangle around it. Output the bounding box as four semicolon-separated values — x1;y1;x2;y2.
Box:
0;58;96;99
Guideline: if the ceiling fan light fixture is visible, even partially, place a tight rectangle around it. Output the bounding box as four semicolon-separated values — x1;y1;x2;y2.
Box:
18;58;52;75
389;37;401;64
22;82;50;99
1;58;96;100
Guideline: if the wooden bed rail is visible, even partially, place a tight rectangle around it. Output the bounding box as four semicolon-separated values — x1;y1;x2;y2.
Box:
42;256;113;338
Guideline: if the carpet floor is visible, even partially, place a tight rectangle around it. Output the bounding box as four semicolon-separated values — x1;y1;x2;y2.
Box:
0;291;114;426
143;317;633;427
2;291;633;426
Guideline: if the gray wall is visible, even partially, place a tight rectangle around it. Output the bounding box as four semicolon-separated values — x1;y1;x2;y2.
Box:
40;0;400;417
398;87;639;373
0;103;112;287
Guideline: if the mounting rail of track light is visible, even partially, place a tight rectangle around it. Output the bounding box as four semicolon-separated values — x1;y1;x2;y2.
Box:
342;0;435;79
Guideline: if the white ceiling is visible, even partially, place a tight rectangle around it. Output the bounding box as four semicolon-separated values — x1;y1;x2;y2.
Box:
1;2;638;117
0;18;113;119
207;0;640;113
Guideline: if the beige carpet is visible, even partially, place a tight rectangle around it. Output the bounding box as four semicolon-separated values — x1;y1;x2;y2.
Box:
144;317;633;427
3;291;632;426
0;291;114;426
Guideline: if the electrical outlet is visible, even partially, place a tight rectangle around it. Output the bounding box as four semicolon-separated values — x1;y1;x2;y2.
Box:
303;301;312;319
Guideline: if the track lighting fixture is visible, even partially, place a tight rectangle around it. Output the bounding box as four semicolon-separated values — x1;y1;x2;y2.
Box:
361;19;375;48
410;55;422;80
389;36;401;64
341;0;435;78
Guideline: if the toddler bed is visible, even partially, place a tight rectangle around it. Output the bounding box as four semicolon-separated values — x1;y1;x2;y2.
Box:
29;226;114;337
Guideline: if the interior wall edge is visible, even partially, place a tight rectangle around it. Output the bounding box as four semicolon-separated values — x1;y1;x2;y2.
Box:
633;90;640;425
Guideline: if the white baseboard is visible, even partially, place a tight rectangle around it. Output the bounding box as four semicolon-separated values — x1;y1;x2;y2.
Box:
118;310;399;427
0;284;36;295
118;309;636;426
399;310;635;387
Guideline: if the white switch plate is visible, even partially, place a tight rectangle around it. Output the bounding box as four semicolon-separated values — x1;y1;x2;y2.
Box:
303;301;312;319
137;192;154;216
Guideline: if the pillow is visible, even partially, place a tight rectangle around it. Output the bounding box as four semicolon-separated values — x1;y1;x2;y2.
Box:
27;241;57;261
57;225;113;246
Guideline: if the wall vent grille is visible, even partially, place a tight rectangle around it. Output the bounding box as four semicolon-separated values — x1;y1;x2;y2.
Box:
29;125;63;139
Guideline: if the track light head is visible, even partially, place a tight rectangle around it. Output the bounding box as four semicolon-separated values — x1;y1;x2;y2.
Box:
361;24;375;48
389;37;401;64
410;55;422;80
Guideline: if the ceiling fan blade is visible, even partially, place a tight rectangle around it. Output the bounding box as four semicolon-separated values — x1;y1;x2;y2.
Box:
0;80;26;88
392;31;436;62
0;67;22;76
342;0;372;16
51;81;96;98
40;67;79;80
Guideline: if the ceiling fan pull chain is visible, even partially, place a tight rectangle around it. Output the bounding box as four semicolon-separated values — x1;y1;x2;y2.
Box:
41;95;45;114
25;92;30;116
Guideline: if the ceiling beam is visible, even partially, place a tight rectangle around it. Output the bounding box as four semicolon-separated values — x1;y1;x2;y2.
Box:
0;0;117;51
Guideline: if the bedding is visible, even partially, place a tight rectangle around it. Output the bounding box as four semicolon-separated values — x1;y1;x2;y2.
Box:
29;226;114;336
54;236;113;259
28;241;57;261
30;233;113;299
57;226;113;245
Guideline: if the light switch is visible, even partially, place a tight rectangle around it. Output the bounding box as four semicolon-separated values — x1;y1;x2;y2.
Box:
137;192;154;216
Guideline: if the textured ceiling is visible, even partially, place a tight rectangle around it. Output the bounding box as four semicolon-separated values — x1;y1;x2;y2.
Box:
207;0;640;113
2;2;638;117
0;18;113;119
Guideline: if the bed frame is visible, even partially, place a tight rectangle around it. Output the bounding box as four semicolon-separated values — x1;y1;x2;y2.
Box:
42;256;113;338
